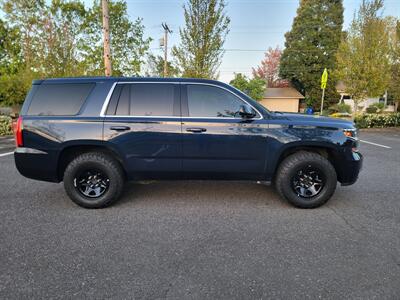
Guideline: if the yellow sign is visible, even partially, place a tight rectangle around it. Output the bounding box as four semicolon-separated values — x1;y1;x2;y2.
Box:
321;68;328;89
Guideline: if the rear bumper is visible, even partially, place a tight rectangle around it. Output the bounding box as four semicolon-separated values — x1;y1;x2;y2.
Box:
14;148;59;182
338;151;363;186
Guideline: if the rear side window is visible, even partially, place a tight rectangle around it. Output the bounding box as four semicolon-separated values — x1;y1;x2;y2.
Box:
27;83;94;116
106;83;176;116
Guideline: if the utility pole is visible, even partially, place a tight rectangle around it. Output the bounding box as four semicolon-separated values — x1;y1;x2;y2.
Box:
102;0;112;76
161;23;172;77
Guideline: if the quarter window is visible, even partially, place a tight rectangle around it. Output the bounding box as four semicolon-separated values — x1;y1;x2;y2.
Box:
27;83;94;116
186;85;249;118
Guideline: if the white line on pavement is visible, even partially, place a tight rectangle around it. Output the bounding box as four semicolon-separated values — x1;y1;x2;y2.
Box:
0;152;13;157
360;139;391;149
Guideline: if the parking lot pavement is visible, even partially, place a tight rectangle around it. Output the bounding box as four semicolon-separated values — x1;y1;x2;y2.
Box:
0;129;400;299
0;135;14;156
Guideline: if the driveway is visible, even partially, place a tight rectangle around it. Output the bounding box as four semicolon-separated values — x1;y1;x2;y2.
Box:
0;129;399;299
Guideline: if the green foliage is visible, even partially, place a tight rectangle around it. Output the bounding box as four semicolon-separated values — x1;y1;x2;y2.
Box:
328;102;352;114
0;115;13;136
335;0;391;113
145;54;180;77
0;0;151;107
279;0;344;110
388;19;400;106
229;73;265;100
172;0;230;79
354;113;400;128
0;18;22;76
366;102;385;113
81;1;151;76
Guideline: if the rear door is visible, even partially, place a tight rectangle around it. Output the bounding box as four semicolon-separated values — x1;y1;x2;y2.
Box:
102;82;182;179
180;83;268;180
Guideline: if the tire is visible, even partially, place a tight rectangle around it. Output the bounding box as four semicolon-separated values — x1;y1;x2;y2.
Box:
275;151;337;208
63;152;125;208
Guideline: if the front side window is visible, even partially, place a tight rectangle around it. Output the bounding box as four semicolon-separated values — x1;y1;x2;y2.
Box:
187;84;251;118
106;83;175;116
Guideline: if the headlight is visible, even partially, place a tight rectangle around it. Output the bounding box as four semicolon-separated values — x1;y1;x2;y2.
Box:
343;128;358;139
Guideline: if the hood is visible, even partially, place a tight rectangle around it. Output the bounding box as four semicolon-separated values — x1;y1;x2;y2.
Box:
273;112;355;129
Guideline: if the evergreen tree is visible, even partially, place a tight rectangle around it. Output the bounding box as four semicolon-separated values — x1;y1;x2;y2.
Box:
279;0;344;110
172;0;230;79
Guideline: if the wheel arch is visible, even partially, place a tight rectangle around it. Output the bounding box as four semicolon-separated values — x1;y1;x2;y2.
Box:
270;142;340;182
57;142;126;181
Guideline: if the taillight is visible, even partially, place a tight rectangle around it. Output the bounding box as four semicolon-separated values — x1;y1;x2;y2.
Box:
13;116;23;147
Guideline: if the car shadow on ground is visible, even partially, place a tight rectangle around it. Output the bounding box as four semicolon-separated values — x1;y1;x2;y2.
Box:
115;180;296;209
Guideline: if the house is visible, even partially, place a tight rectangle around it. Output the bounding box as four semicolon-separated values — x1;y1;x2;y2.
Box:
336;81;396;112
259;87;304;113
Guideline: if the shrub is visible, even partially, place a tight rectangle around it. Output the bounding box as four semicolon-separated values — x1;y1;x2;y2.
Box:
365;106;378;113
354;113;400;128
366;102;385;114
328;102;352;114
0;116;13;136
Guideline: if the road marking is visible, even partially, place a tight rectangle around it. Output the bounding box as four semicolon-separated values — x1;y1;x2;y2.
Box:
360;139;391;149
0;152;13;157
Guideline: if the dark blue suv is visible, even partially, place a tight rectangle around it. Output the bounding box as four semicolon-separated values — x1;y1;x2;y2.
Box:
14;77;362;208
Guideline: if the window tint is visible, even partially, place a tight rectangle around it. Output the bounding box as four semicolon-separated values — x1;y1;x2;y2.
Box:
130;83;175;116
27;83;94;116
106;83;176;116
115;84;130;115
105;85;123;115
187;85;246;118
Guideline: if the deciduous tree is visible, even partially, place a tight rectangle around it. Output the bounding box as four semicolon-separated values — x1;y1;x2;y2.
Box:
335;0;391;113
253;46;289;88
230;73;265;101
172;0;230;79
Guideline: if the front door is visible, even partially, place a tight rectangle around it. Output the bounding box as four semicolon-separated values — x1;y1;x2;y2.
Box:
180;83;268;180
103;82;182;179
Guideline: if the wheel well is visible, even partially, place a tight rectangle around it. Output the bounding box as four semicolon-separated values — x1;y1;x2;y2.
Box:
57;145;125;181
274;146;337;180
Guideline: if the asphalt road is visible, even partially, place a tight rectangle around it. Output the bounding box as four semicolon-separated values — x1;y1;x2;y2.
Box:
0;130;399;299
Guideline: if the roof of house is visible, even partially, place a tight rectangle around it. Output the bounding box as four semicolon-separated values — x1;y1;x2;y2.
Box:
263;87;304;99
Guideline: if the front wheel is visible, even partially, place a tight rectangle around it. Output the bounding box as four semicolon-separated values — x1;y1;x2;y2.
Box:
275;151;337;208
63;152;125;208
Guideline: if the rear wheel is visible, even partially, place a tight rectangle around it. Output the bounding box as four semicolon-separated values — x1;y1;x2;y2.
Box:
275;151;337;208
63;152;124;208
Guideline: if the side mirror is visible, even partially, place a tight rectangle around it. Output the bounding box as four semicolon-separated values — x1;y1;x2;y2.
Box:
238;105;256;119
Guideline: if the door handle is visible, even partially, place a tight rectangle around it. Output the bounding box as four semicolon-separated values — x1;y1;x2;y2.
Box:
110;126;130;131
186;127;207;133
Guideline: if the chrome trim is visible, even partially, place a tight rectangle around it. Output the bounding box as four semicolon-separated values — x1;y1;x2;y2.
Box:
100;81;263;120
99;82;118;117
15;147;47;154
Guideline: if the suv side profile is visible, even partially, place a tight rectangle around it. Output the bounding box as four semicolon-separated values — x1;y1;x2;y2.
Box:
14;77;362;208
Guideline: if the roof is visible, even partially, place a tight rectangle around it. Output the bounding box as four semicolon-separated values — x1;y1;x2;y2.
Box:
263;87;304;99
36;76;225;85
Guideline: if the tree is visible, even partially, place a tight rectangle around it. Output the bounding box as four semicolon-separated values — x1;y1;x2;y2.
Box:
279;0;344;110
252;46;289;88
335;0;391;113
0;19;22;76
388;19;400;109
0;0;152;106
229;73;265;101
145;54;180;77
172;0;230;79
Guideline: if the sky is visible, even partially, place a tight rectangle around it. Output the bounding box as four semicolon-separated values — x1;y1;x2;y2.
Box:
119;0;400;82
